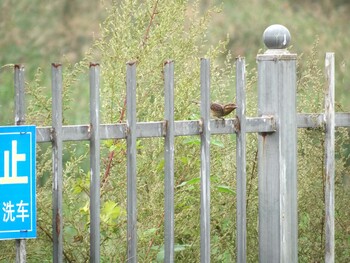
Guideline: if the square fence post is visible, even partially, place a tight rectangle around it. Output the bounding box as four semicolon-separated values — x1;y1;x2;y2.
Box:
51;63;63;263
89;63;101;263
257;25;298;263
14;64;26;263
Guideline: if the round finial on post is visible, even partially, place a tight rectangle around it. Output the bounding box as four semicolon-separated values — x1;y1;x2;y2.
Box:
263;24;291;49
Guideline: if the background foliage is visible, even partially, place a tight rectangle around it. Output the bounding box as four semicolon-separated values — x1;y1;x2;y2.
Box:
0;0;350;262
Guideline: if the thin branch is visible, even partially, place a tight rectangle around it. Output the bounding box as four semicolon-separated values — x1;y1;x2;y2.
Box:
139;0;160;48
37;224;74;263
100;0;159;193
144;213;164;261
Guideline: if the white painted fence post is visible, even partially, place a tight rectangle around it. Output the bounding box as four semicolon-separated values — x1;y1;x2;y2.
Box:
257;25;298;263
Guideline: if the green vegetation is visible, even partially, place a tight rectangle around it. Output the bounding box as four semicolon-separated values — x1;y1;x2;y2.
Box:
1;0;350;262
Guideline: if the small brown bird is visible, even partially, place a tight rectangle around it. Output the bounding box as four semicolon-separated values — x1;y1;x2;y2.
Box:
210;102;237;119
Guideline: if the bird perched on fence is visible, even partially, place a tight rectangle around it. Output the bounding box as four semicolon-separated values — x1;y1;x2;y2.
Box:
210;102;237;119
191;100;237;119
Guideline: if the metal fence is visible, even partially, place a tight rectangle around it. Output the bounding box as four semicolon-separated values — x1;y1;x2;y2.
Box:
4;25;350;263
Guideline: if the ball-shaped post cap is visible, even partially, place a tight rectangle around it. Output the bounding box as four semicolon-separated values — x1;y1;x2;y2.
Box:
263;24;291;49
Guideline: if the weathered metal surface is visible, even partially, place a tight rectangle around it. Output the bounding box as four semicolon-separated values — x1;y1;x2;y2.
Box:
14;65;27;263
334;112;350;127
51;63;63;263
89;63;101;263
35;117;277;143
34;113;350;143
164;60;175;263
235;57;247;263
298;113;350;128
263;24;291;49
200;58;211;263
15;238;26;263
297;113;324;128
324;53;335;263
257;25;298;263
126;62;137;263
14;65;25;126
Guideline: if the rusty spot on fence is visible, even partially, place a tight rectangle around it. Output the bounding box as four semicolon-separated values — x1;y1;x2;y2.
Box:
51;63;62;68
199;118;203;134
16;119;25;126
56;210;61;236
126;60;137;66
261;132;268;146
163;60;173;66
87;124;92;139
126;125;131;136
234;116;241;132
50;128;57;144
89;62;100;67
162;120;168;137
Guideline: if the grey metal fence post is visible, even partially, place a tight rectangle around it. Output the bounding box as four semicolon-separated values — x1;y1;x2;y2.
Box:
14;64;26;263
89;63;101;262
257;25;298;263
164;60;175;263
126;61;137;263
200;58;211;263
52;63;63;263
235;57;247;263
324;53;335;263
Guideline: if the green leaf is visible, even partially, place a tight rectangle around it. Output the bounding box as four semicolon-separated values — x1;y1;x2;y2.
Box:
189;113;200;120
177;177;200;188
156;247;164;262
157;159;165;172
155;244;189;262
211;138;224;148
101;201;123;224
174;244;189;251
142;227;158;237
103;139;114;148
215;185;235;195
183;137;200;146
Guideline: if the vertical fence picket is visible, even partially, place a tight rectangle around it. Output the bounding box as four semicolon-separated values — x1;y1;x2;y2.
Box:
200;58;211;263
51;63;63;263
14;64;26;263
126;61;137;263
324;53;335;263
89;63;101;262
14;65;25;126
164;60;175;263
235;57;247;263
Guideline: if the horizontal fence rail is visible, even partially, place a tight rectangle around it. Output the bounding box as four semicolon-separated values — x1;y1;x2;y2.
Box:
34;113;350;143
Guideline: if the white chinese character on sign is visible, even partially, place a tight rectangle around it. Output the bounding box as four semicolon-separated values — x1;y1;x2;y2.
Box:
0;140;28;185
16;200;29;222
2;201;15;222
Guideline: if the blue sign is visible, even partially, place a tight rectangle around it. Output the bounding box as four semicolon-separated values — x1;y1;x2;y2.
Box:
0;126;36;240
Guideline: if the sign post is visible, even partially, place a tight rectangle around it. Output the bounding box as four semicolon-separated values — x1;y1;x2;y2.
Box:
0;125;36;240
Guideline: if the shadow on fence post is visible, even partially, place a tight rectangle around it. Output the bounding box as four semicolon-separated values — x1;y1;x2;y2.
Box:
257;25;298;263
